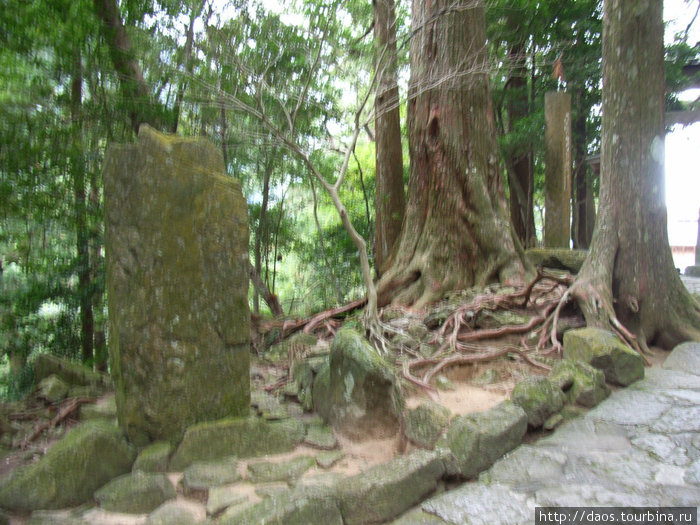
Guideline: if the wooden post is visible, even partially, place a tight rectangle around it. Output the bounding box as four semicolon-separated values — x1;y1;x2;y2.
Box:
696;208;700;265
544;91;572;248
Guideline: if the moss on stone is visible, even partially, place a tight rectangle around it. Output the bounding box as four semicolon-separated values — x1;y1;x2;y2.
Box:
133;441;173;473
325;328;404;439
0;421;135;512
549;359;610;407
442;401;527;479
37;375;69;403
169;416;305;471
34;353;109;389
182;456;240;493
525;248;588;274
103;125;250;445
219;485;342;525
336;450;446;525
563;328;644;386
94;471;176;514
246;456;316;484
405;402;451;449
511;377;566;428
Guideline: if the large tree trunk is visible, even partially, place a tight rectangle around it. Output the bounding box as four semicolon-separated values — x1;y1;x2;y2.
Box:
504;17;536;248
573;0;699;348
373;0;405;275
377;0;529;309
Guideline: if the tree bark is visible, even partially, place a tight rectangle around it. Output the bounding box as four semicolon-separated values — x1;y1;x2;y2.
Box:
504;19;536;248
373;0;405;275
571;96;595;249
92;0;159;134
573;0;699;348
248;260;284;317
71;48;94;364
377;0;529;309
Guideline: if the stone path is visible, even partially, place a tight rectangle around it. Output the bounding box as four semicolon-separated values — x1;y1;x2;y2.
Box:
681;275;700;295
395;342;700;524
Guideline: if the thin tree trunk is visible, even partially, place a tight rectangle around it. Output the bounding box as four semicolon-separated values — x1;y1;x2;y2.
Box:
92;0;159;134
71;48;94;364
248;261;284;317
504;26;536;248
571;97;594;249
373;0;405;275
573;0;699;348
377;0;529;309
255;155;274;313
309;174;344;304
171;1;204;133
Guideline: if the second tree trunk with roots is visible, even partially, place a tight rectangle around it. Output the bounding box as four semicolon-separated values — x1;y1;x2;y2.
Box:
572;0;699;348
378;0;528;309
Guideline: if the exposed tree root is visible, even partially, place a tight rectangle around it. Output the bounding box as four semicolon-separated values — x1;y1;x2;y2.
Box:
260;267;683;398
19;397;93;450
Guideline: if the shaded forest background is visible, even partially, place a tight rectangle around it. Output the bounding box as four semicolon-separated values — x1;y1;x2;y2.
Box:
0;0;698;398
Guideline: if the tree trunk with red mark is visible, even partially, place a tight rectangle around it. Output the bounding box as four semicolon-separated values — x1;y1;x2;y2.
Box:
377;0;529;309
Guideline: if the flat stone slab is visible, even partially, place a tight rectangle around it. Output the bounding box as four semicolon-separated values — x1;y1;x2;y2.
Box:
337;450;446;525
585;389;671;426
206;486;248;517
628;367;700;391
169;416;305;470
662;342;700;375
182;456;240;493
421;483;534;525
246;456;316;484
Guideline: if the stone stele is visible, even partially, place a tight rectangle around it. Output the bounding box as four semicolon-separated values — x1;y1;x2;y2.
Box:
103;125;250;445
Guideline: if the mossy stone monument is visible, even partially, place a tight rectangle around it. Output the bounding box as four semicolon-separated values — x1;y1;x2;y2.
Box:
103;125;250;445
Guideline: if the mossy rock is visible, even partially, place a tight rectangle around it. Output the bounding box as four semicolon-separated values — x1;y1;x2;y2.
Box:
525;248;588;274
37;375;69;403
324;328;404;440
146;500;205;525
169;416;305;471
133;441;173;473
291;355;328;412
80;396;117;422
219;485;342;525
246;456;316;484
441;401;527;479
0;421;135;512
95;471;176;514
316;450;345;469
475;309;530;329
183;456;240;494
34;353;109;389
206;486;249;517
404;402;451;449
510;377;566;428
304;423;338;450
563;328;644;386
336;450;446;524
25;510;84;525
268;332;318;361
312;361;332;421
549;359;611;407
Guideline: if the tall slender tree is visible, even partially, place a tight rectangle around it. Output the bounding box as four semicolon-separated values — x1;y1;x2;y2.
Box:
373;0;405;275
571;0;699;348
377;0;529;308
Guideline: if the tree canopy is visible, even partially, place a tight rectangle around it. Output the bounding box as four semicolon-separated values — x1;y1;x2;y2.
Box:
1;0;698;397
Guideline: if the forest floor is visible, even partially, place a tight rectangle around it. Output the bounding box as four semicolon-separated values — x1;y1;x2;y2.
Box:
0;274;696;523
